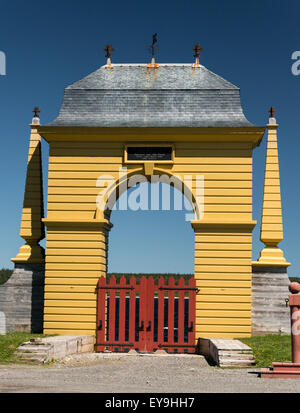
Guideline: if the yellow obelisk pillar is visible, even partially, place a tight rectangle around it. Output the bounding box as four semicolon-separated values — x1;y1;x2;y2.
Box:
11;108;45;264
253;107;290;268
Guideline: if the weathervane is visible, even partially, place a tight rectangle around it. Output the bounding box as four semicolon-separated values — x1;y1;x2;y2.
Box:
148;33;159;68
192;43;203;67
104;44;114;67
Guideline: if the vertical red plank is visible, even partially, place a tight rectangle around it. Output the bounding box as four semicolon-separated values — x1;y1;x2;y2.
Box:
118;275;127;344
188;277;196;353
157;276;165;349
146;276;155;352
168;277;175;352
108;275;116;351
139;276;147;352
177;277;186;353
129;276;136;348
96;276;106;351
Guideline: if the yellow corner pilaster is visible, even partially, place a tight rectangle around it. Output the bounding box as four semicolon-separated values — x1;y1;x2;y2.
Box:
253;116;290;268
12;119;45;264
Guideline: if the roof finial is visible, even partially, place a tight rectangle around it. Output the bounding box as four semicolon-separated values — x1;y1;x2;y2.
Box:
32;106;40;125
147;33;159;68
104;44;114;67
268;106;277;124
192;43;203;68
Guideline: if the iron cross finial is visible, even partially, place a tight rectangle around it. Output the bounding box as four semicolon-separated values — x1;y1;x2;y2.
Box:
33;106;40;118
104;44;114;59
151;33;158;58
268;106;276;118
193;43;203;59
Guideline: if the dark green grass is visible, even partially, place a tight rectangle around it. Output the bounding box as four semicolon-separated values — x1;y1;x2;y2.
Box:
239;334;291;368
289;277;300;283
0;269;13;285
0;332;49;363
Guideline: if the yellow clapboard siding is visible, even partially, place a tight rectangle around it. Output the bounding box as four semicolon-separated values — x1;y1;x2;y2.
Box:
46;194;252;205
48;179;253;189
44;321;96;329
195;265;251;273
50;148;123;156
44;314;96;322
44;270;102;277
196;280;251;288
40;136;257;338
195;235;251;243
195;258;250;265
172;164;251;173
195;317;251;326
194;332;251;338
47;233;105;241
195;243;251;250
49;163;252;173
44;292;96;300
44;307;97;315
260;223;283;231
195;325;251;333
196;287;251;295
47;187;253;197
46;248;106;256
196;302;251;310
175;149;251;156
44;300;97;307
259;216;282;224
48;171;252;180
196;295;251;303
45;285;101;293
45;263;106;271
195;250;251;258
263;193;281;201
47;241;108;248
44;329;96;336
46;256;106;264
45;278;100;285
49;164;125;173
193;273;251;281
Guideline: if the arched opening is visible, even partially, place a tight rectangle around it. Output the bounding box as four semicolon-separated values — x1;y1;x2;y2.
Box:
95;177;197;353
105;178;195;275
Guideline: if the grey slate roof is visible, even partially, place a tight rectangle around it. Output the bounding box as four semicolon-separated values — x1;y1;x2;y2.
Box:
47;64;253;127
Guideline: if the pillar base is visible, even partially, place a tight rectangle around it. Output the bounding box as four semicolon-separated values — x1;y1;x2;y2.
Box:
0;263;45;333
252;266;290;335
11;242;45;264
253;246;290;268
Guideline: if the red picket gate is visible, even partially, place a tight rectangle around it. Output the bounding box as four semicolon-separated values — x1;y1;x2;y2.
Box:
95;275;197;353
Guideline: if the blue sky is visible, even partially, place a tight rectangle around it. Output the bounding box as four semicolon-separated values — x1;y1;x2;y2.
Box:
0;0;299;275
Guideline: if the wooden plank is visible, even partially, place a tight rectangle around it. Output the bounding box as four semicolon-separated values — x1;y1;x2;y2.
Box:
128;277;137;346
139;276;148;352
108;276;116;344
157;277;165;348
188;278;196;353
146;276;155;352
177;277;185;352
96;276;106;351
167;277;175;351
118;276;127;344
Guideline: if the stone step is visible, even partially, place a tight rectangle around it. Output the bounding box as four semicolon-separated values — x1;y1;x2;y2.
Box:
198;337;255;367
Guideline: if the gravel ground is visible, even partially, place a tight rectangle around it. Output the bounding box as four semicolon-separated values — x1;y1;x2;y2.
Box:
0;352;300;393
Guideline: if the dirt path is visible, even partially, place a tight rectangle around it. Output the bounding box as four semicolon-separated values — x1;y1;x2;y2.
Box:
0;353;300;393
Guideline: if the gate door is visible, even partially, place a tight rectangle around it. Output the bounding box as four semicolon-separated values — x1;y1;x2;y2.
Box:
96;275;197;353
